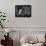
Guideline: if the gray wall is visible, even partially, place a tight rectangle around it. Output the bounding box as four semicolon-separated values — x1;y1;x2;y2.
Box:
0;0;46;27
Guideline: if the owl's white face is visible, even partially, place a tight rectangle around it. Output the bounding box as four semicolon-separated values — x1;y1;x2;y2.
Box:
19;9;22;14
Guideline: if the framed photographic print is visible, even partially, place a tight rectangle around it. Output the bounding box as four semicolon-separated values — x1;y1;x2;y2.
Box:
15;5;32;17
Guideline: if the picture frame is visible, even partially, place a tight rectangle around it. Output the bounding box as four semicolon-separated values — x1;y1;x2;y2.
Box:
15;5;32;17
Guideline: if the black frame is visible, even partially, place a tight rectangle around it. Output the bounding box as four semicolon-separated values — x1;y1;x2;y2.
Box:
15;5;32;17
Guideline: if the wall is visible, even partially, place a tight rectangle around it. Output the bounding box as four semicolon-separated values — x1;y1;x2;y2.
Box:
0;0;46;27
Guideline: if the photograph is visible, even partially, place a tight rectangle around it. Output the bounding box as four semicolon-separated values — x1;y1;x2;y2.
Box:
15;5;31;17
